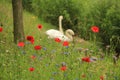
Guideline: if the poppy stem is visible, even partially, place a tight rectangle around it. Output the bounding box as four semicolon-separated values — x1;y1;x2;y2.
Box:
94;34;96;45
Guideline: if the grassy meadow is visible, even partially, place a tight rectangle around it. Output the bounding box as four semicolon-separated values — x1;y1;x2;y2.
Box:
0;0;120;80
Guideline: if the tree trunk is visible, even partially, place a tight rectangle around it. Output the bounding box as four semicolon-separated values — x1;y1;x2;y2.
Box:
12;0;25;43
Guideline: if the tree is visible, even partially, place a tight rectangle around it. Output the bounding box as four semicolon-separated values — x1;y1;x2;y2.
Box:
12;0;25;43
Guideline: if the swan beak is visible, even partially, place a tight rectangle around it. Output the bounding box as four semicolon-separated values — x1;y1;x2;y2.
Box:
72;34;76;37
72;35;76;41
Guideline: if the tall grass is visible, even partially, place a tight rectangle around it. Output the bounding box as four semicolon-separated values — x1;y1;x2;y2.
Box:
0;1;120;80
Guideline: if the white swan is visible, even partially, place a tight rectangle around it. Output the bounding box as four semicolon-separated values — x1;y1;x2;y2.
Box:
45;15;75;42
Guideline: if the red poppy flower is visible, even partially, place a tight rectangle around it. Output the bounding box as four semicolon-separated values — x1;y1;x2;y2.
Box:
17;42;25;47
63;41;69;46
82;57;91;62
30;39;34;44
54;38;61;43
0;27;3;32
38;24;42;29
26;36;34;44
100;75;104;80
81;74;86;78
26;36;34;41
91;26;99;33
31;55;36;59
34;45;42;50
60;66;67;71
29;67;34;72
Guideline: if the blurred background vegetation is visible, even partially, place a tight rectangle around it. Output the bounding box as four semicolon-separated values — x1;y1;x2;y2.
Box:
4;0;120;53
22;0;120;53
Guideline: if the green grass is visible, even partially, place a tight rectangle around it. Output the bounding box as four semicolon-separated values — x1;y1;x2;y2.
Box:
0;1;120;80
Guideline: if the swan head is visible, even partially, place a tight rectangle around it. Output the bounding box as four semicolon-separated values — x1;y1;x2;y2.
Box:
66;29;75;36
65;29;75;41
59;15;63;20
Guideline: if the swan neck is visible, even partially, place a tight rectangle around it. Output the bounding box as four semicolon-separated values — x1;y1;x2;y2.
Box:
65;31;73;41
59;18;64;34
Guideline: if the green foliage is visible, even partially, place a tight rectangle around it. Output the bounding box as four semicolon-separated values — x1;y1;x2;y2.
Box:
22;0;33;12
22;0;120;52
22;0;81;29
88;0;120;51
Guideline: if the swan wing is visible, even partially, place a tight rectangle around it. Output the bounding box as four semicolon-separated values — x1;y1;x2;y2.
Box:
60;35;71;41
46;29;63;38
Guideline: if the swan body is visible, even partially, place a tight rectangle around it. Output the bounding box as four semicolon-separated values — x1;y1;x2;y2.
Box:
46;29;74;41
45;15;75;42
